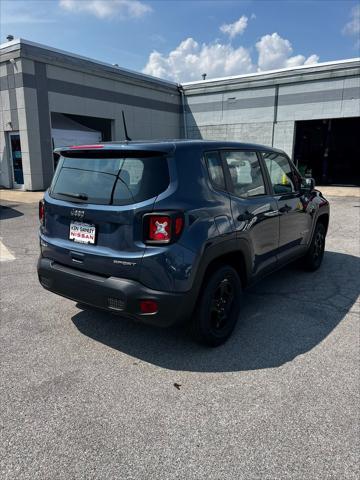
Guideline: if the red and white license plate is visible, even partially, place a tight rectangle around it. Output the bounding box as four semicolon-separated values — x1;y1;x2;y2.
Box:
69;221;96;244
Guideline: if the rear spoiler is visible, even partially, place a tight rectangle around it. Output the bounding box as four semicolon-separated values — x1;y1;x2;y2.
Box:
54;143;176;158
55;148;173;158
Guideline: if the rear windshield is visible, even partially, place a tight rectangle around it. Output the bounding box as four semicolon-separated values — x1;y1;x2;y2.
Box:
49;152;170;205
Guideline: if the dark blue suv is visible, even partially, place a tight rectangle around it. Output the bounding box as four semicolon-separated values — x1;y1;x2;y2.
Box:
37;140;329;346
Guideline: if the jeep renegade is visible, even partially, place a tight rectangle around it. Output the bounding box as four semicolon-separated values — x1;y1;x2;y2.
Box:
37;141;329;346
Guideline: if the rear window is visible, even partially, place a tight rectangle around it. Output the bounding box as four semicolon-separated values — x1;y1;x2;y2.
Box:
50;152;169;205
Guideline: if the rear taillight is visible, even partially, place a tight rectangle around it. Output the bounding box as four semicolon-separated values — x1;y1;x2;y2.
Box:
175;217;184;235
39;200;45;225
149;215;172;242
143;212;184;244
140;299;158;314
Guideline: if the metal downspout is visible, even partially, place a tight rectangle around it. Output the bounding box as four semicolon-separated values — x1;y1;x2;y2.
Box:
179;86;188;139
271;84;279;147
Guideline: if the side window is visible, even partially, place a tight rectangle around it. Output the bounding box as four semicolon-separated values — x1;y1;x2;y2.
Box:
223;150;266;198
262;152;297;194
205;151;226;190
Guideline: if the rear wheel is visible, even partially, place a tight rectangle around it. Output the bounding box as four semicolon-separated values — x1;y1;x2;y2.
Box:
303;222;326;271
191;265;242;347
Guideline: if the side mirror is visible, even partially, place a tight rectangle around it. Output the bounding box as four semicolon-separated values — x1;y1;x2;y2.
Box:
301;177;315;191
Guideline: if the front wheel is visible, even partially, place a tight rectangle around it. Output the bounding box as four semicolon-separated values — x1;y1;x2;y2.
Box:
303;222;326;271
191;265;242;347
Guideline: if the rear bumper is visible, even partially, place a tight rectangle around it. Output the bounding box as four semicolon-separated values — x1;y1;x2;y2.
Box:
37;257;192;327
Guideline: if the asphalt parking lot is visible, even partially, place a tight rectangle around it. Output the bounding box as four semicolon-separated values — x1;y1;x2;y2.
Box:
1;193;359;480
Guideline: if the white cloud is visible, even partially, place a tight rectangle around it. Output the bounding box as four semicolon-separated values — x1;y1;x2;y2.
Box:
143;25;319;82
342;4;360;48
304;54;320;65
2;13;55;24
59;0;152;19
142;37;255;82
256;33;319;71
220;15;248;39
342;4;360;36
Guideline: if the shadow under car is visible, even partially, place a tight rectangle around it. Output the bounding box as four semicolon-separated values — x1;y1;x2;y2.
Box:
72;250;359;373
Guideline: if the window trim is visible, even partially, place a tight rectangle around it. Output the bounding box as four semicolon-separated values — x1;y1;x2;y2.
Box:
288;158;303;192
204;150;228;193
220;149;270;199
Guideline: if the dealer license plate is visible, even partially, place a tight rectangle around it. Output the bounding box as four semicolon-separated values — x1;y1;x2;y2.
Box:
69;221;96;244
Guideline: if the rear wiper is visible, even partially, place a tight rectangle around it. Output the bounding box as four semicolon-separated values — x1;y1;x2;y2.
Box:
57;192;88;200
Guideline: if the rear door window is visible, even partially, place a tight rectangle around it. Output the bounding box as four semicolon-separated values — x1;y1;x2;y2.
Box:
50;153;169;205
223;150;266;198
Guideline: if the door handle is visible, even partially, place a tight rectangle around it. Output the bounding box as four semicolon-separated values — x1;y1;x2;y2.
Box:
279;204;292;214
237;211;253;221
264;210;279;217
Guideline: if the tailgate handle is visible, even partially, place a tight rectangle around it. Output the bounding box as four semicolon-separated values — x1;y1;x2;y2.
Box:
70;251;85;264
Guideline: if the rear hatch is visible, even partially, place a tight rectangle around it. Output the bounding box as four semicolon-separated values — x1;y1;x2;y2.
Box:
41;147;171;280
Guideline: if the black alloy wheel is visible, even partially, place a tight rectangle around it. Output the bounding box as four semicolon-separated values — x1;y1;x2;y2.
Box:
304;222;326;271
191;265;242;347
210;277;235;333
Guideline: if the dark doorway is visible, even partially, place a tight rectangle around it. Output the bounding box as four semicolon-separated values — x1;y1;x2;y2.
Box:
61;114;112;141
51;113;113;171
9;133;24;188
294;117;360;186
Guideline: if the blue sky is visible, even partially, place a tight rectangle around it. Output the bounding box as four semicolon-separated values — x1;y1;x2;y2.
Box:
1;0;359;81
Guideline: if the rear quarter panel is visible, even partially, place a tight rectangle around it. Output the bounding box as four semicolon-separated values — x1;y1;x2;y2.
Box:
139;146;237;292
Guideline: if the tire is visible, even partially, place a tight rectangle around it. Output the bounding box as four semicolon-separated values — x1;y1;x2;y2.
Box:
191;265;242;347
303;222;326;271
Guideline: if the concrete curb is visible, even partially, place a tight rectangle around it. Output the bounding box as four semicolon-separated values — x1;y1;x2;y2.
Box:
317;186;359;197
0;189;45;204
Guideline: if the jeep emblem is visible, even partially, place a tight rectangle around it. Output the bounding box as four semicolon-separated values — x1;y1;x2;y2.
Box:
70;209;85;220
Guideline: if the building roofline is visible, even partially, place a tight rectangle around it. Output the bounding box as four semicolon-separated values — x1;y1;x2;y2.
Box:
181;57;360;87
1;37;358;91
0;37;179;90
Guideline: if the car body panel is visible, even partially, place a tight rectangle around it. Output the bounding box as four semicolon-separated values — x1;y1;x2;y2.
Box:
38;140;330;325
228;193;280;276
